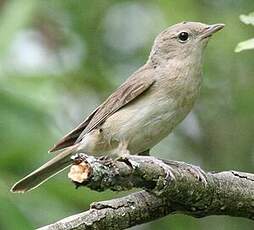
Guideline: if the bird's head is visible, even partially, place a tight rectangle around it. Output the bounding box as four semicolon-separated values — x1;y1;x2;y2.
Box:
149;21;224;65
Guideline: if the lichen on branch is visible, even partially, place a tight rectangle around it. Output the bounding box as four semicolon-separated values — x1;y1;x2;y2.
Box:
38;154;254;230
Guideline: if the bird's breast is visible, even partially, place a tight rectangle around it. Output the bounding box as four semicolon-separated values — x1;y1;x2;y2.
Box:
98;64;202;154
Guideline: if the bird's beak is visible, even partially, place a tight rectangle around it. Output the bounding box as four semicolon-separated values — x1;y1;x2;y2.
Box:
200;23;225;39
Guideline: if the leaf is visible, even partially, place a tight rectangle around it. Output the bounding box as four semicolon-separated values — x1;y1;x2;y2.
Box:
235;38;254;52
239;12;254;26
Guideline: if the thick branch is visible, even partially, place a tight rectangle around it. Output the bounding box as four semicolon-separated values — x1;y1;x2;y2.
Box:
38;154;254;230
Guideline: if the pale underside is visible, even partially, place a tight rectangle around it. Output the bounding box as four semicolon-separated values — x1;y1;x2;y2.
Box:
50;60;202;157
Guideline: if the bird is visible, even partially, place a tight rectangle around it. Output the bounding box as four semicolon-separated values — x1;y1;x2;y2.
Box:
11;21;224;193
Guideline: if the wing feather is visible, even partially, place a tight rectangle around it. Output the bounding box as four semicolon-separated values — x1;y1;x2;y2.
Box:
49;66;155;152
76;76;155;142
49;107;99;152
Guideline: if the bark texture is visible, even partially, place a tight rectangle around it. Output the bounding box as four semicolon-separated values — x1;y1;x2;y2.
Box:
38;154;254;230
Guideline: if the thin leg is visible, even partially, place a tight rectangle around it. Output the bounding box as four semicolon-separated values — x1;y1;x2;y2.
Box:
116;141;130;157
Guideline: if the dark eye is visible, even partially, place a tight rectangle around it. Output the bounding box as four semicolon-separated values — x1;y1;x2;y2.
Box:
178;32;189;42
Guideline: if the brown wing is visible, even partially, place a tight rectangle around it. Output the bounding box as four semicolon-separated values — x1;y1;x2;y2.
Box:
48;108;99;152
49;66;155;152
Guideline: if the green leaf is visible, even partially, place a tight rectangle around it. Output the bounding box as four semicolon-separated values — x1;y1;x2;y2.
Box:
235;38;254;52
239;12;254;26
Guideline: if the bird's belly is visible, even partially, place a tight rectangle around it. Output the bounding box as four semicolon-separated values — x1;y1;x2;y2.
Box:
127;109;177;153
100;95;193;154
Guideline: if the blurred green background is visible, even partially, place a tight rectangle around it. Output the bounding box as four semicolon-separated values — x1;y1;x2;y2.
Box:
1;0;253;229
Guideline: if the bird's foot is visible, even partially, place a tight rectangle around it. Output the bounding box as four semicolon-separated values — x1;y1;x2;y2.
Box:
116;149;131;161
115;150;134;169
162;159;207;185
71;153;89;165
186;164;207;185
98;155;110;161
98;155;114;167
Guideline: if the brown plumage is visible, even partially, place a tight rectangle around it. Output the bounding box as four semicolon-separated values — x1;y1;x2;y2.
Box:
49;66;155;152
11;22;224;193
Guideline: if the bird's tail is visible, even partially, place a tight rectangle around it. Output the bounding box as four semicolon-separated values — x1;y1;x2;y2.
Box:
11;145;78;193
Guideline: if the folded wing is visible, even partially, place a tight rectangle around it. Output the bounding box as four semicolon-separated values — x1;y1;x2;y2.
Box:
49;66;155;152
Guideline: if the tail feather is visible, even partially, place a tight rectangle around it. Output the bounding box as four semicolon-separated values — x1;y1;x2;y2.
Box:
11;146;77;193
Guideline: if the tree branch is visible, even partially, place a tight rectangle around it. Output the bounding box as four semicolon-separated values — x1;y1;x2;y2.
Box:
38;154;254;230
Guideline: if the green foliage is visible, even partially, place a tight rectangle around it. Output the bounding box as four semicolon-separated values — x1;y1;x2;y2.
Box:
235;12;254;52
240;12;254;25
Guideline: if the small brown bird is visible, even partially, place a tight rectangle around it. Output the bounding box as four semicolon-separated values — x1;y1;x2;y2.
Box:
11;21;224;193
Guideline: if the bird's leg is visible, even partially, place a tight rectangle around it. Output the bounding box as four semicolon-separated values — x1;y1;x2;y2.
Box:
114;140;131;163
97;141;131;167
116;141;130;157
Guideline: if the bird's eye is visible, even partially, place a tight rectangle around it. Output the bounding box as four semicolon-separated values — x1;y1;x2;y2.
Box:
178;32;189;43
